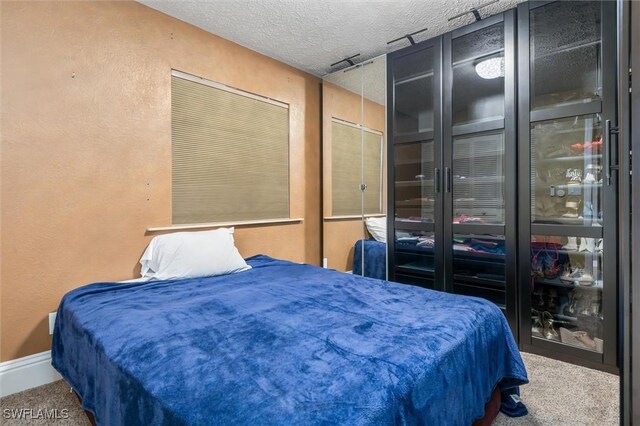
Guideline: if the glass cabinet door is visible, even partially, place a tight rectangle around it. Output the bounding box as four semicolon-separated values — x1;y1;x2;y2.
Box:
445;12;515;324
390;39;442;290
393;49;435;136
530;115;603;226
530;235;604;354
520;0;616;369
393;140;438;284
452;131;505;225
530;1;602;110
394;142;436;224
452;23;505;126
393;229;436;277
452;234;506;308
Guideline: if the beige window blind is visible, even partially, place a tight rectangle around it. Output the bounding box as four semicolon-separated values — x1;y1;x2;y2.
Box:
331;119;383;216
171;71;290;224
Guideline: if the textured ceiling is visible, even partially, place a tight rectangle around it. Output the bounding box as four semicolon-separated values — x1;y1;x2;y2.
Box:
138;0;526;77
324;55;386;105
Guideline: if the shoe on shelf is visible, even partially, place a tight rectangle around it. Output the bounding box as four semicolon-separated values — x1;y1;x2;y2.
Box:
577;272;595;286
565;168;583;183
560;269;578;285
570;142;588;153
560;269;594;286
590;138;603;153
560;328;598;351
596;239;604;253
570;138;603;154
595;338;604;353
574;331;597;350
562;201;580;218
583;173;596;184
542;311;559;340
563;237;578;251
579;237;596;253
531;309;543;337
585;164;602;181
562;211;580;219
578;237;587;252
585;163;602;171
560;327;581;346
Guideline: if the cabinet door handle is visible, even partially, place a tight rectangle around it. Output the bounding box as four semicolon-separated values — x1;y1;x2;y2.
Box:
604;119;619;186
445;167;452;193
435;168;441;193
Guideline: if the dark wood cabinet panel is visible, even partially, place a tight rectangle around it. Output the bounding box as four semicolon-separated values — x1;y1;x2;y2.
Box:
387;0;618;372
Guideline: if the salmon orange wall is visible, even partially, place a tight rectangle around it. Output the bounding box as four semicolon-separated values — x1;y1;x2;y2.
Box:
0;1;321;361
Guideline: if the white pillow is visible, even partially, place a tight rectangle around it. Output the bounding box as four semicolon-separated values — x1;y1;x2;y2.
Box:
139;228;250;280
365;217;387;243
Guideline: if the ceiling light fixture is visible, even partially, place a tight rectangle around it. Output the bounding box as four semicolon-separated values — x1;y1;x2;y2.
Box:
475;57;505;79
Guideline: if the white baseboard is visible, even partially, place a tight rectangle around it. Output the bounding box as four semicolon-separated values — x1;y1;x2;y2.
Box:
0;351;61;397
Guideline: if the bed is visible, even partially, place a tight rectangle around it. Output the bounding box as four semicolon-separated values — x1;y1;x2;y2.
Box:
353;238;387;280
52;255;527;425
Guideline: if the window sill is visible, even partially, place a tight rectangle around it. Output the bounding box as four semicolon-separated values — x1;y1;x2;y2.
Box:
324;214;386;221
147;218;303;232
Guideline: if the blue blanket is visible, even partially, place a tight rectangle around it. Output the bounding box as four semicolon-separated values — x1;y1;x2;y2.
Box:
52;255;527;425
353;239;387;280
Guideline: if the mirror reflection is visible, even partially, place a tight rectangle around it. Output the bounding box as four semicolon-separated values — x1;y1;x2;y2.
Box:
322;55;387;279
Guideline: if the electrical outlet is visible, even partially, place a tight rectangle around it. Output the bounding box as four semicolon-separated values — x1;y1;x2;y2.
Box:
49;312;57;335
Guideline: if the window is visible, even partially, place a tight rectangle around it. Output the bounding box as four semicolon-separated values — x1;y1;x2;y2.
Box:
171;71;290;224
331;119;383;216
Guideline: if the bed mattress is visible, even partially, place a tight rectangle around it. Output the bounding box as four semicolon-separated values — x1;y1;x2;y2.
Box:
52;255;527;425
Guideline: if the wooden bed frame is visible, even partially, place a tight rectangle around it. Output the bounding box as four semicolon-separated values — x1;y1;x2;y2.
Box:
474;386;502;425
75;385;501;425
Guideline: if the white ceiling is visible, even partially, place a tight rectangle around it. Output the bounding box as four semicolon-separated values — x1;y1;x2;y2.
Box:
324;55;387;105
139;0;525;77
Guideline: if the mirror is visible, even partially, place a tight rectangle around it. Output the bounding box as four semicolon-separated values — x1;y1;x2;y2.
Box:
322;56;387;279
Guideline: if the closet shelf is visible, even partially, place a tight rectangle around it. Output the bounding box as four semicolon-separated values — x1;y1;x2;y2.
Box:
453;176;505;184
395;264;435;275
537;154;602;164
452;48;505;68
534;39;601;61
453;274;506;289
532;218;604;226
395;180;434;187
394;71;434;86
534;278;603;291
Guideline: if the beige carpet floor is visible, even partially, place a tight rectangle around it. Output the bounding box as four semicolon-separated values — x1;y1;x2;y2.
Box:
0;352;618;425
494;353;619;426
